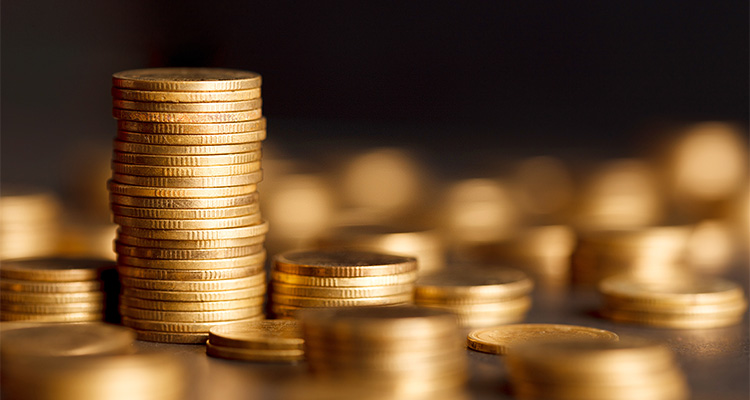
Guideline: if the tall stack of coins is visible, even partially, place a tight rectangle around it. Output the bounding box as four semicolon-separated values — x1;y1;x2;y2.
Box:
0;186;62;260
300;306;468;399
506;337;689;400
414;268;533;328
269;250;417;319
109;68;268;343
0;258;114;322
207;319;304;362
599;274;747;328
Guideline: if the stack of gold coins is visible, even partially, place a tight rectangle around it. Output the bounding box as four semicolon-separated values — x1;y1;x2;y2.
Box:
269;249;417;319
572;226;692;286
207;319;304;362
109;68;268;343
506;337;689;400
319;224;445;275
0;186;62;260
414;268;533;328
466;323;619;355
0;258;114;323
599;274;748;328
300;306;468;399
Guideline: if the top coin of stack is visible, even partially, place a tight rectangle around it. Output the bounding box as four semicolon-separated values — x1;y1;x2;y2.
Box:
109;68;268;343
269;249;417;319
0;186;62;260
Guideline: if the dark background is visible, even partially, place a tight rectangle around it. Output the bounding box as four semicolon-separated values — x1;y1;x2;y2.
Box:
2;1;748;187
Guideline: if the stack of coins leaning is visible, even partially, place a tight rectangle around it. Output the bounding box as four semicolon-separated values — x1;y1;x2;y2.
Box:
505;337;689;400
207;319;304;362
0;186;62;260
599;274;748;328
269;249;417;318
0;258;114;322
299;306;468;399
466;323;619;355
109;68;268;343
414;268;534;328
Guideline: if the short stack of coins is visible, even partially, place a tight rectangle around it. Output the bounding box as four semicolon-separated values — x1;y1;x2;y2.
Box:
109;68;268;343
505;337;689;400
414;268;533;328
599;274;747;328
0;187;62;260
269;249;417;319
207;319;304;362
0;258;113;322
300;306;468;399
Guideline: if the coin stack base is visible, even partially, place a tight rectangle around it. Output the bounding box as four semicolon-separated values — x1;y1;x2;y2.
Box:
207;319;304;362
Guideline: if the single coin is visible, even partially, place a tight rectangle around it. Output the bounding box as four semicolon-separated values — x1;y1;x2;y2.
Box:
0;323;134;357
117;252;266;270
119;221;269;240
117;264;264;280
415;268;534;302
206;341;304;362
467;324;620;355
111;162;261;177
600;308;746;329
111;172;263;188
115;233;265;249
113;98;262;112
274;249;417;277
112;108;262;123
117;130;266;145
119;305;263;322
0;311;102;322
112;68;262;91
602;297;748;315
599;275;746;306
271;270;418;288
112;150;262;167
112;203;260;220
0;257;114;282
0;291;104;304
112;87;261;102
123;315;264;333
0;279;101;293
117;118;266;134
271;293;413;308
107;180;257;198
1;302;103;314
113;140;261;155
109;192;258;209
120;274;266;291
208;320;303;350
112;213;261;230
270;282;413;299
133;329;208;344
122;285;266;302
419;295;532;314
120;296;263;312
114;242;264;260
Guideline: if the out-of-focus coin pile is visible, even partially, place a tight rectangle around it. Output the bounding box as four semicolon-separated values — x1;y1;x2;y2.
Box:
300;306;468;399
0;186;62;260
109;68;268;343
506;337;689;400
414;268;533;328
207;319;304;362
269;249;417;318
0;258;115;322
599;274;748;328
466;323;619;355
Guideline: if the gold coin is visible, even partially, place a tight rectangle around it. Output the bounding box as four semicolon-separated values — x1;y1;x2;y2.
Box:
454;312;527;329
271;293;413;308
117;118;266;134
112;150;262;166
113;98;262;112
110;192;258;209
112;213;261;230
1;302;103;314
123;314;264;333
118;252;266;269
117;264;264;280
415;268;533;303
0;279;101;293
206;341;304;362
115;233;265;249
274;249;417;277
133;329;208;344
270;304;300;319
117;130;266;145
112;68;262;91
120;274;266;291
119;221;268;240
599;275;746;307
0;311;102;322
112;87;261;102
0;257;114;282
122;285;265;302
418;295;532;314
208;319;303;350
113;140;261;155
119;305;263;322
108;180;257;198
111;172;263;188
111;161;261;177
0;291;104;304
0;323;135;357
114;242;264;259
112;108;262;123
120;296;262;312
111;203;260;220
271;282;414;299
600;307;746;329
467;324;620;355
271;270;417;288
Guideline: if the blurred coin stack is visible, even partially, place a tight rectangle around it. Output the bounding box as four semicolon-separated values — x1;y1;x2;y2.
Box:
599;274;747;328
414;268;533;328
572;226;691;286
300;306;468;399
0;186;62;260
0;258;114;322
109;68;268;343
207;319;304;362
506;337;689;400
270;249;417;318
